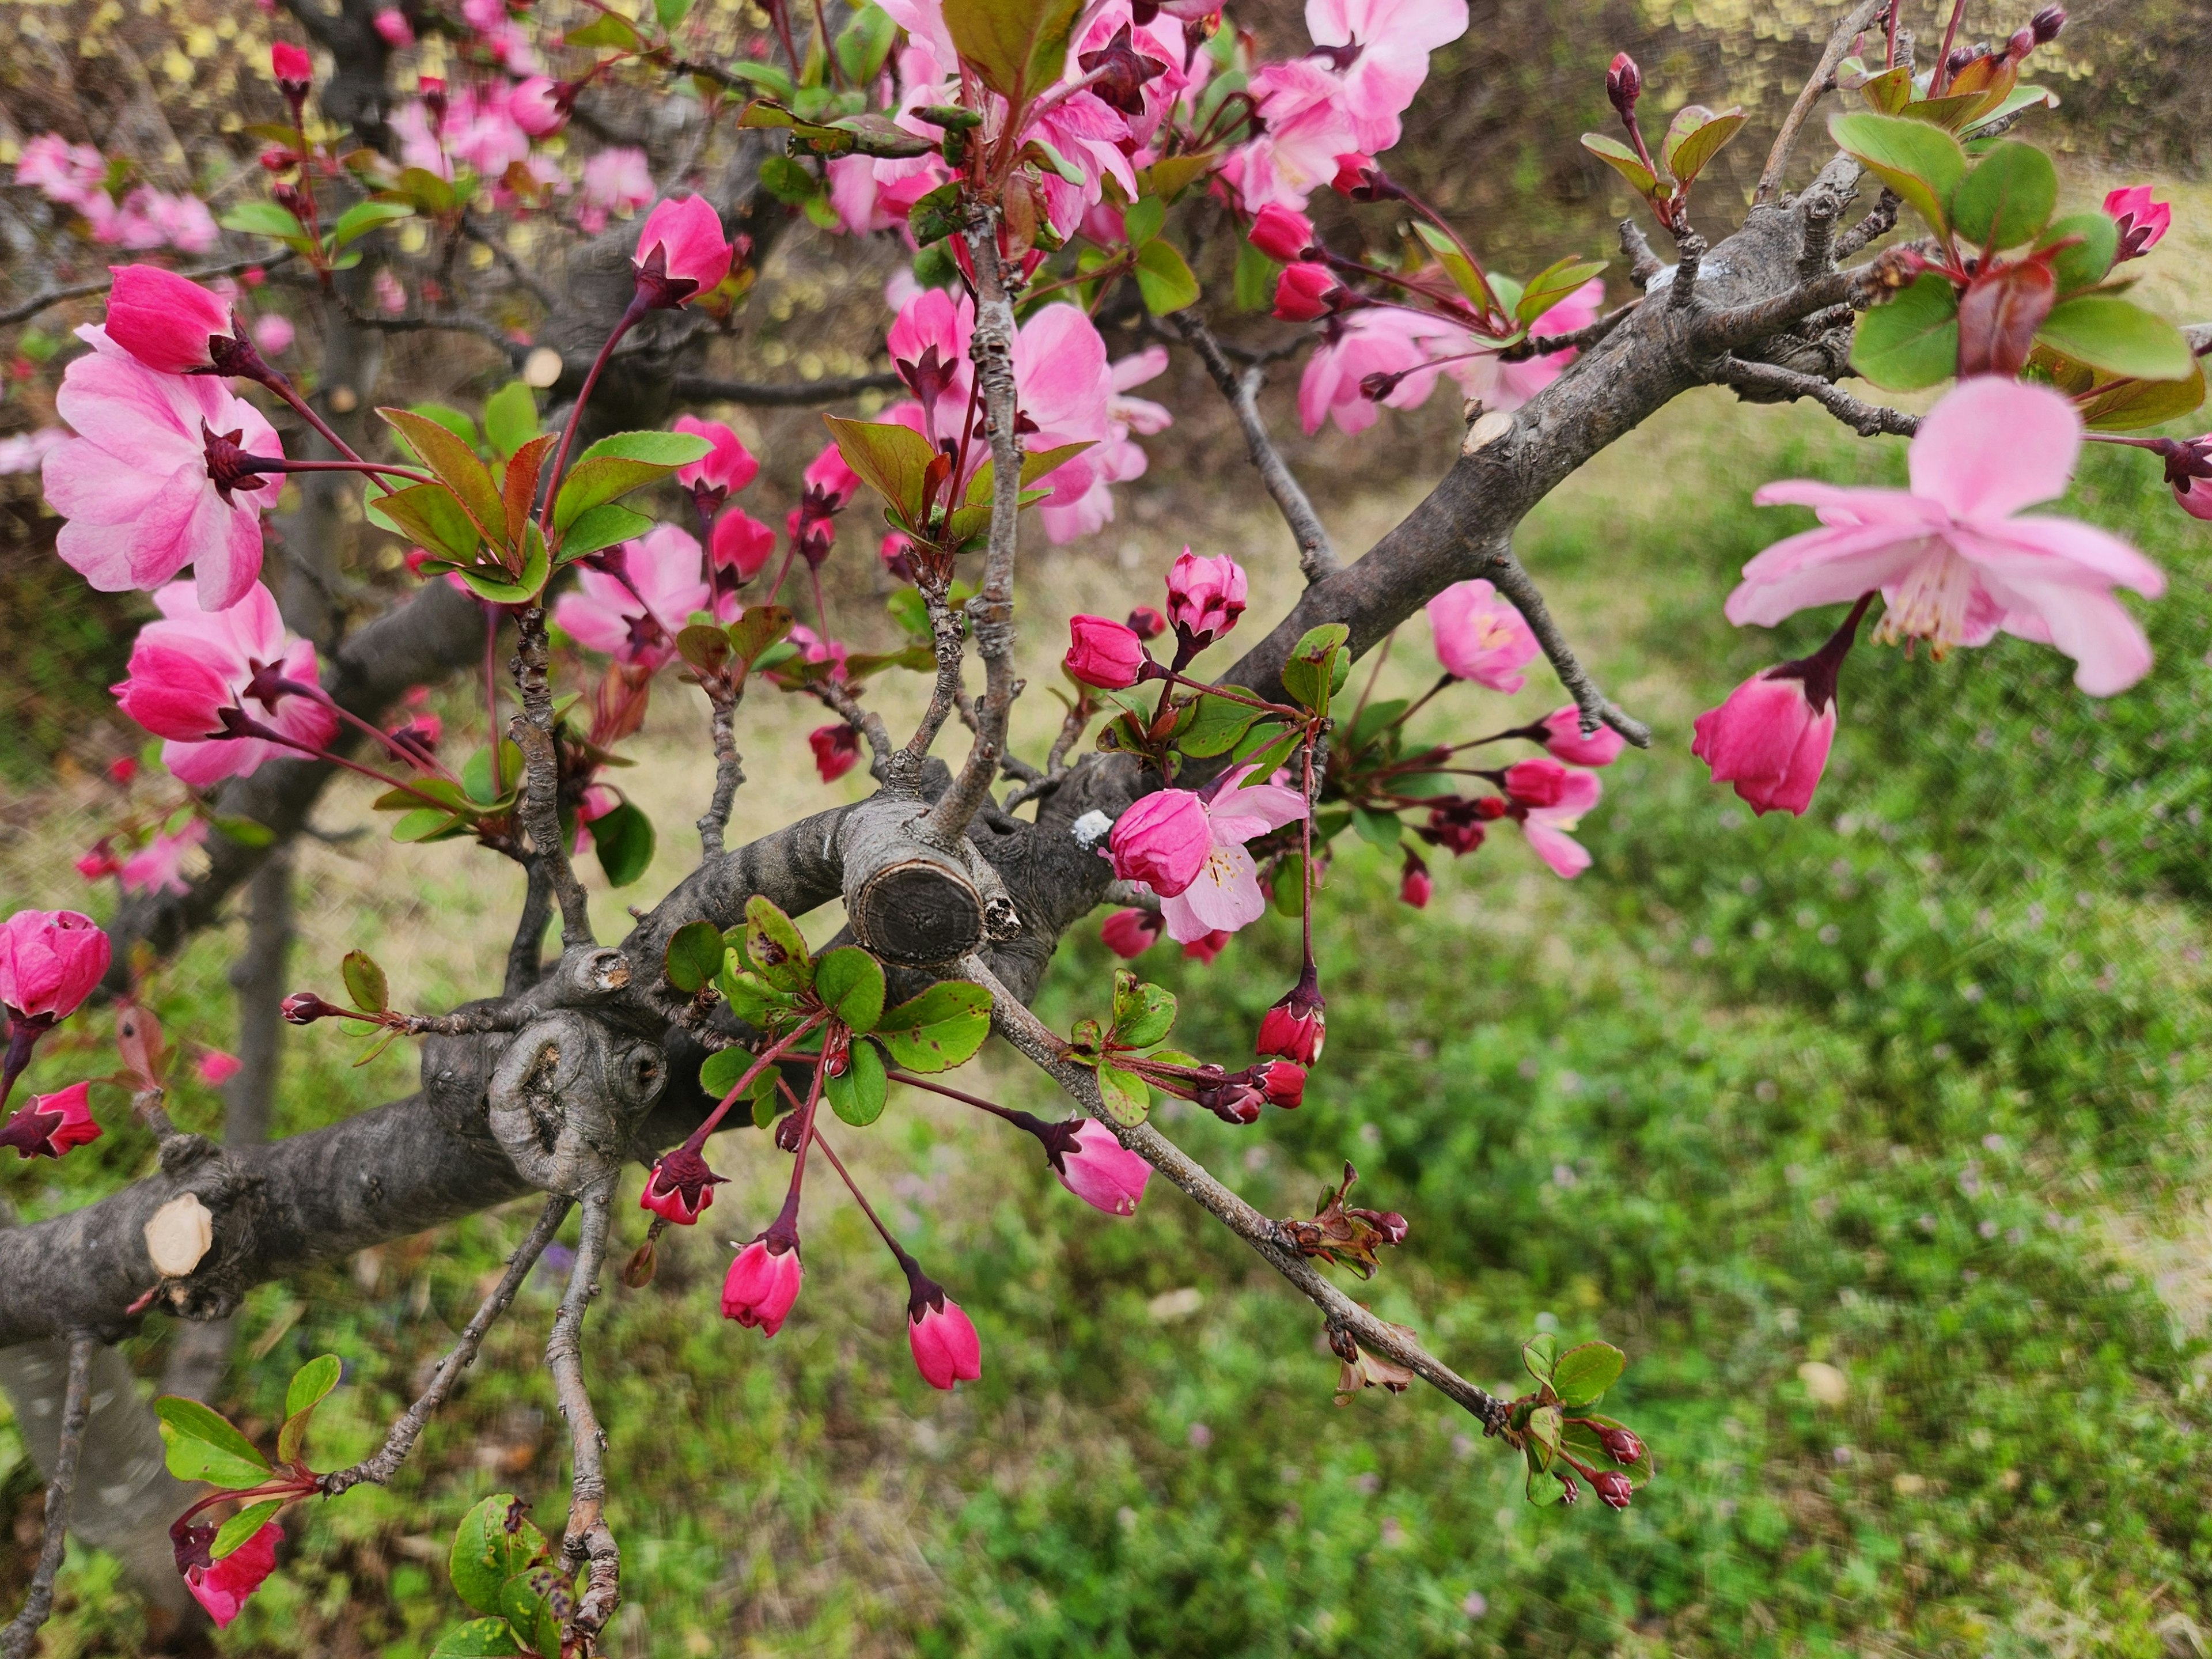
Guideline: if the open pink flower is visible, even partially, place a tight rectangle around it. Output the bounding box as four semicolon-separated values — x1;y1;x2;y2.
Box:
177;1521;281;1627
1428;578;1539;691
14;134;107;207
104;266;237;374
1514;766;1601;878
1305;0;1469;153
1297;308;1457;435
1446;277;1605;411
722;1237;802;1335
1046;1116;1152;1214
552;525;722;669
2104;185;2170;260
508;75;569;137
579;146;654;222
1731;377;2164;695
0;1080;101;1160
672;415;759;496
1541;706;1624;767
1039;347;1172;544
1165;549;1247;649
45;326;283;609
0;910;110;1022
1224;59;1360;213
907;1281;982;1389
113;581;335;785
121;820;207;895
1124;767;1310;944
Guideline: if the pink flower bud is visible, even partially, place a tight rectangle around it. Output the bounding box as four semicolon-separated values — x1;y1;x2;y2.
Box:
1691;666;1837;817
1596;1423;1645;1464
640;1144;725;1225
1592;1469;1633;1509
809;724;862;783
104;264;237;374
713;510;776;579
906;1280;983;1389
802;441;861;509
1182;929;1231;964
1126;604;1168;640
1247;204;1315;263
1541;706;1626;767
0;1081;101;1161
1605;51;1641;113
1100;907;1165;958
271;40;313;89
2104;185;2171;261
507;75;569;138
1331;151;1387;198
1046;1116;1151;1215
1272;262;1343;322
722;1236;802;1335
0;910;111;1022
1248;1058;1305;1108
196;1050;242;1086
2031;4;2065;42
1106;790;1211;897
175;1519;281;1627
1399;852;1431;909
281;991;343;1024
672;415;758;495
373;7;415;46
1164;548;1248;649
1256;970;1326;1064
1503;756;1570;809
107;756;140;786
631;195;733;309
252;314;294;357
1063;614;1149;690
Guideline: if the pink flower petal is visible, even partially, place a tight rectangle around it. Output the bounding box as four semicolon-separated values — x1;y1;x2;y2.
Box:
1907;376;2081;521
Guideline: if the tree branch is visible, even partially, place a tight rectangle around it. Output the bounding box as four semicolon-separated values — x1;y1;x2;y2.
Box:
509;607;596;948
1168;311;1340;583
1714;356;1919;435
1755;0;1890;204
1482;545;1652;747
1;1335;93;1659
548;1180;619;1641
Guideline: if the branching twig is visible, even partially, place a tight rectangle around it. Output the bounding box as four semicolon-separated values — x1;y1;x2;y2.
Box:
548;1179;619;1642
509;607;595;948
1479;546;1652;748
1833;190;1901;258
505;858;555;998
320;1195;571;1497
1003;694;1095;810
1503;301;1641;358
810;679;896;776
0;1334;93;1659
696;687;745;859
891;574;969;792
670;370;903;407
1713;356;1919;437
1756;0;1891;204
961;959;1510;1430
1168;312;1340;583
1697;267;1865;354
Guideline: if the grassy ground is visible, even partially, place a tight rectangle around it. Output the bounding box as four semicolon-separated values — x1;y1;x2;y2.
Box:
7;180;2212;1658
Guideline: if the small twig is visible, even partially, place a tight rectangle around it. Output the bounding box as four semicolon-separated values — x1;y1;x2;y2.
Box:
0;1334;93;1659
327;294;525;359
1169;311;1340;584
1002;695;1092;810
505;859;555;998
320;1196;571;1497
696;687;745;859
1712;356;1919;437
961;959;1509;1430
891;574;970;792
1501;301;1641;359
809;679;896;776
670;370;903;407
1665;227;1710;309
1698;267;1866;354
509;607;596;948
0;252;297;329
1834;190;1901;258
1620;220;1664;290
462;211;559;311
1756;0;1891;204
1480;544;1652;748
548;1179;620;1642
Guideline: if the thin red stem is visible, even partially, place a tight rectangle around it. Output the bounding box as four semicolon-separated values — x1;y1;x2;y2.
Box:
685;1013;827;1146
537;294;648;537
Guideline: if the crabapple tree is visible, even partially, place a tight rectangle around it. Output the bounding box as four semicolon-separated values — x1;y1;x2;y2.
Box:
1;0;2207;1647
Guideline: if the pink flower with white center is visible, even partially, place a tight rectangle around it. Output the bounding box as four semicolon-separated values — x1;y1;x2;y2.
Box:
907;1279;983;1389
579;146;654;225
0;910;110;1023
1730;377;2164;695
14;134;107;207
1427;577;1538;691
44;327;283;609
1445;277;1605;411
176;1521;281;1627
0;1080;101;1161
1297;308;1459;435
1114;768;1310;944
672;415;758;496
104;266;236;374
722;1236;802;1335
552;524;721;669
1223;59;1361;213
1046;1116;1152;1215
120;819;207;896
1513;765;1600;878
113;581;335;785
1305;0;1469;152
1541;706;1625;767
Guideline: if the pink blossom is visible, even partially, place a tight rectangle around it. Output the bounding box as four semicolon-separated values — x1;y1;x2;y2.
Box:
1100;907;1164;958
2104;184;2170;260
2173;439;2212;522
1427;578;1538;691
104;266;235;374
373;267;407;313
0;1081;101;1161
508;75;567;137
196;1050;243;1085
373;8;414;46
1249;203;1317;262
1274;262;1345;322
1224;59;1360;213
0;428;67;476
581;147;654;219
1038;347;1172;542
120;820;207;895
1027;92;1138;243
1073;3;1206;146
1296;308;1457;435
109;190;219;255
252;313;294;355
14;134;107;207
1165;548;1248;647
1065;615;1149;690
179;1521;281;1627
1305;0;1468;152
113;581;335;784
822;41;953;235
1541;706;1624;767
1048;1116;1152;1215
711;510;775;579
0;910;110;1021
392;86;531;181
271;40;313;85
552;524;718;669
632;195;730;301
1108;789;1211;894
907;1288;983;1389
1446;277;1604;411
1399;854;1431;907
1116;767;1309;943
672;415;758;495
1181;929;1231;964
1514;766;1600;878
44;325;282;609
1732;377;2164;695
809;724;861;782
722;1237;802;1334
639;1145;724;1225
1692;668;1837;817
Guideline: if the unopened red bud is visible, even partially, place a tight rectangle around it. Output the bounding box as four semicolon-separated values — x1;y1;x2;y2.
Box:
1558;1472;1581;1504
622;1240;657;1287
259;148;295;172
2006;25;2035;58
1127;604;1168;641
281;991;343;1024
1605;52;1641;115
1596;1423;1645;1464
774;1109;805;1153
2031;5;2064;42
1593;1469;1633;1509
1472;795;1509;821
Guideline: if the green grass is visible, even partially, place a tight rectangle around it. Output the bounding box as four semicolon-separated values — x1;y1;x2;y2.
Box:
8;390;2212;1658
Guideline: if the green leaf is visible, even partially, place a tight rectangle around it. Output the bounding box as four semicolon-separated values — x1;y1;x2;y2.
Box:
942;0;1082;103
665;920;726;995
1121;192;1165;246
728;604;796;667
814;946;887;1033
825;1036;889;1126
1514;256;1606;327
565;10;641;48
699;1044;778;1105
555;502;652;564
1351;806;1403;851
2035;295;2196;383
209;813;277;847
1527;1403;1563;1467
1281;622;1350;715
499;1566;571;1659
1238;725;1301;782
877;982;993;1073
744;896;815;991
1661;104;1747;187
552;445;685;532
1234;238;1277;312
220;199;308;241
482;381;540;460
153;1397;271;1488
449;1495;550;1618
1175;688;1266;757
1551;1339;1627;1406
1948;139;2056;251
381;408;507;546
1828;111;1966;237
1410;220;1498;316
821;414;940;525
1850;271;1961;391
213;1498;285;1559
342;949;389;1013
391;806;469;843
428;1619;525;1658
654;0;692;28
1132;238;1199;315
2039;211;2118;298
1109;968;1177;1049
835;3;898;83
907;180;965;248
1096;1062;1150;1127
1522;1331;1560;1384
368;480;481;561
2079;359;2206;431
454;524;550;605
1348;698;1407;754
588;800;655;887
276;1353;342;1465
458;744;520;808
329;198;413;251
1578;132;1660;198
1526;1447;1566;1503
1565;1412;1656;1485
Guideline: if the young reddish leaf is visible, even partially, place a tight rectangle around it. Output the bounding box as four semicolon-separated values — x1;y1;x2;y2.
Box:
1957;259;2056;378
380;408;508;547
499;434;555;547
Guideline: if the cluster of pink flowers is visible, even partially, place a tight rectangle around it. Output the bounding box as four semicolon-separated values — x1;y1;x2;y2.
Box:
0;908;112;1160
13;134;218;253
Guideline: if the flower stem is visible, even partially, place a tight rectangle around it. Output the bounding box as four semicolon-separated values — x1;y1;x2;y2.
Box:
685;1014;827;1146
808;1124;920;1276
537;293;649;537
